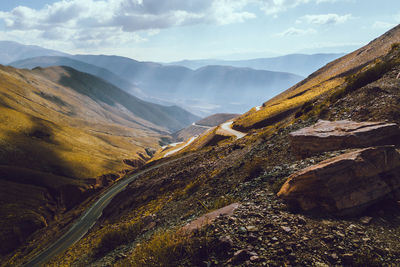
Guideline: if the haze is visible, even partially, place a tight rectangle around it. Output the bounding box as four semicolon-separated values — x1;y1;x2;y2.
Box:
1;0;400;62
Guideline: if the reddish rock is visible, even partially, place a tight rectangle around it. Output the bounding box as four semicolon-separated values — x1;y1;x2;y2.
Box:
182;203;240;232
290;120;400;158
278;146;400;215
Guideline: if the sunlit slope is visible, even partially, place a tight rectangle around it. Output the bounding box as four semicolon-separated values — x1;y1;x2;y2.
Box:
0;65;169;255
233;24;400;131
0;65;163;179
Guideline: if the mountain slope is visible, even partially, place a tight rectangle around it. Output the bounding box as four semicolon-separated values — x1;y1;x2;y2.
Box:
233;24;400;131
172;113;239;142
71;54;303;115
32;66;199;132
167;53;344;76
0;64;172;257
9;56;143;97
0;63;199;259
25;25;400;267
0;41;68;64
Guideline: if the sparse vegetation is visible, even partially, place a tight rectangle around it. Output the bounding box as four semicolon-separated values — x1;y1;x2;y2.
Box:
95;221;143;256
118;228;215;267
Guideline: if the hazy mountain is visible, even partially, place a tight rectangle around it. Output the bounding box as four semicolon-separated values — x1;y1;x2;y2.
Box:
71;55;304;115
166;53;344;77
10;56;143;96
0;41;68;64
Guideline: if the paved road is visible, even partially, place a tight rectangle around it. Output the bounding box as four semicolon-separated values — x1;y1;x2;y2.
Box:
23;157;186;267
164;135;198;157
191;122;212;129
220;121;246;139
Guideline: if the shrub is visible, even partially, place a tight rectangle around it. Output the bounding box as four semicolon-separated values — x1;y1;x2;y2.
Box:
95;221;143;256
119;229;215;267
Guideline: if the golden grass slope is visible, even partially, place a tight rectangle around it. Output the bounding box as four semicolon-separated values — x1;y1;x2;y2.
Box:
234;24;400;130
0;65;165;256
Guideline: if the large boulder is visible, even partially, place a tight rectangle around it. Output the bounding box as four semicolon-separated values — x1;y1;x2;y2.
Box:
277;146;400;215
290;120;400;158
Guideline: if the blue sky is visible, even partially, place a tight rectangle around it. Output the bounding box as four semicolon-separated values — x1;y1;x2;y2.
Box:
0;0;399;62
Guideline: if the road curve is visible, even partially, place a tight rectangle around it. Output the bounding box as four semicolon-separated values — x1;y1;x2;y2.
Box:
220;121;246;139
164;135;198;158
23;157;187;267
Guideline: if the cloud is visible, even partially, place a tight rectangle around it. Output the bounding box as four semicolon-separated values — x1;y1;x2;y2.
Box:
277;27;316;37
258;0;347;16
0;0;258;49
300;14;352;25
372;21;396;30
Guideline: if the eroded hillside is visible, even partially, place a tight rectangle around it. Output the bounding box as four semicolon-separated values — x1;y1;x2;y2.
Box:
24;25;400;267
0;65;196;260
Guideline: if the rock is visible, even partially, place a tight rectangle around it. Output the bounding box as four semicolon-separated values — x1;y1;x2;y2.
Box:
246;225;258;232
182;203;240;232
360;216;373;225
250;255;260;262
289;120;400;158
281;226;292;232
277;146;400;215
228;249;252;264
218;235;234;252
341;253;354;264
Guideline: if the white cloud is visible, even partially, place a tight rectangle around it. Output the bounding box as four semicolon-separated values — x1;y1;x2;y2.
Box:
277;27;316;37
372;21;396;30
258;0;348;16
0;0;257;49
300;13;352;25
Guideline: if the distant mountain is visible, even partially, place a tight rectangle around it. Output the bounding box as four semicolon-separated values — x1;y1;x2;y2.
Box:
3;42;307;116
10;56;143;97
167;53;344;77
33;66;199;133
0;41;68;64
71;55;304;115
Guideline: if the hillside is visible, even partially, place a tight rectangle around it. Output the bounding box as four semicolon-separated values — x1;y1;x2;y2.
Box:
167;53;344;76
0;64;198;259
233;24;400;131
14;25;400;267
0;41;68;64
71;55;303;115
9;56;143;97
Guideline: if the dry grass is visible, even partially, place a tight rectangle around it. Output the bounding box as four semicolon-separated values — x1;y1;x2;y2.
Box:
233;26;400;131
0;65;164;259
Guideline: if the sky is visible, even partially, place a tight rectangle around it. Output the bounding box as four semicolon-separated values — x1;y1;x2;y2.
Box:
0;0;399;62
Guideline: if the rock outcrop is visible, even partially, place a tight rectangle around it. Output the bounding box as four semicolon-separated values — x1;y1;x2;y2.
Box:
289;120;400;158
182;203;240;232
278;146;400;215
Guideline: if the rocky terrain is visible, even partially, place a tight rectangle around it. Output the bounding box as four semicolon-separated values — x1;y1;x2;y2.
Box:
5;26;400;267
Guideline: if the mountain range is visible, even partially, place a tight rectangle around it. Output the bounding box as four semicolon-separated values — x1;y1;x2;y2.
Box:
12;54;304;116
2;22;400;267
166;53;344;76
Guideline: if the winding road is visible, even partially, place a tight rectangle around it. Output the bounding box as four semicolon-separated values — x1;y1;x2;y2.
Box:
23;157;187;267
220;121;246;139
164;135;198;157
